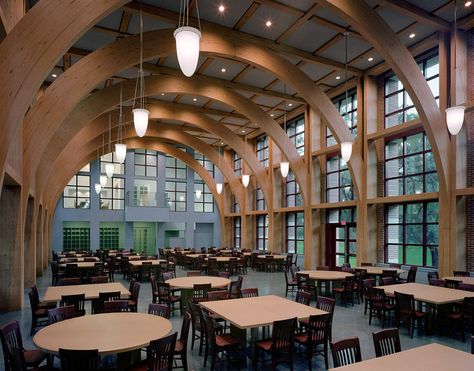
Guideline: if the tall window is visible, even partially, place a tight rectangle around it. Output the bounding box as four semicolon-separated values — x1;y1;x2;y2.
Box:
256;214;269;251
165;181;187;211
234;217;241;249
134;149;157;177
232;195;240;213
194;151;214;180
326;156;354;202
385;202;439;267
385;52;439;128
385;132;438;196
286;115;304;156
286;171;302;207
100;177;125;210
327;208;356;224
101;152;125;175
194;183;214;212
328;90;357;146
256;135;269;167
286;212;304;254
63;174;90;209
255;186;266;210
233;152;242;176
166;155;187;179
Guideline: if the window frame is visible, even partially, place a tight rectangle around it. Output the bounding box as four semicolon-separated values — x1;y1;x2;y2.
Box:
63;174;91;209
134;149;157;177
99;176;125;210
286;212;304;254
165;180;187;212
194;182;214;213
256;135;269;168
256;214;269;252
286;115;305;156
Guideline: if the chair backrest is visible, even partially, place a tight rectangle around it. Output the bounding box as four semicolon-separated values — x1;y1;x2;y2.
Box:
130;281;141;302
406;268;417;283
454;271;470;277
157;282;172;300
445;279;460;289
296;273;311;291
380;276;394;286
361;262;373;267
61;294;86;315
459;283;474;292
372;328;401;358
394;291;415;321
90;276;108;284
207;290;229;301
306;313;330;345
389;263;401;269
427;271;439;280
102;300;129;313
28;289;39;311
316;296;336;320
217;271;230;279
271;317;297;353
202;311;219;354
290;265;299;280
330;337;362;368
99;291;121;302
193;283;211;302
48;305;76;324
429;278;445;287
179;312;191;346
59;348;100;371
317;266;330;271
295;290;311;305
148;303;171;319
187;300;203;333
343;276;355;291
150;275;158;292
0;320;23;371
362;279;376;296
129;277;137;293
240;288;259;298
145;333;177;371
187;271;201;277
162;271;175;282
60;277;82;286
368;287;386;310
228;280;239;298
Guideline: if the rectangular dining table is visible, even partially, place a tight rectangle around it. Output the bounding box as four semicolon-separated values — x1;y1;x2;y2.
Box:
329;343;474;370
43;282;130;302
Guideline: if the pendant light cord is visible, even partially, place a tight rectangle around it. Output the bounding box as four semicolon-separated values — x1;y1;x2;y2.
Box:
118;82;123;143
108;112;112;154
178;0;201;30
345;32;348;109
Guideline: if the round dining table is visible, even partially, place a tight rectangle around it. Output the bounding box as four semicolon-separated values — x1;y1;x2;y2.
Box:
33;312;172;369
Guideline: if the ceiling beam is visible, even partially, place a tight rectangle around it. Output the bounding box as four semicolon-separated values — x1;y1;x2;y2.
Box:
233;2;260;30
276;2;322;43
118;10;132;34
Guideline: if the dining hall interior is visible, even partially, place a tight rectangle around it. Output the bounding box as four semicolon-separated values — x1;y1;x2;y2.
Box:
1;0;474;370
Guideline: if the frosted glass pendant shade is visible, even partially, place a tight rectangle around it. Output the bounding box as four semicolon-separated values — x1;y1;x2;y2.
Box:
99;175;107;187
340;141;353;163
105;163;114;178
216;183;223;194
174;26;201;77
133;108;149;137
94;183;102;195
446;106;465;135
280;161;289;178
115;143;127;163
242;174;250;188
195;189;202;199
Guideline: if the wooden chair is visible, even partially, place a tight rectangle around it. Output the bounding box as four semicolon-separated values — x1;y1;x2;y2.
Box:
295;313;331;370
368;287;395;328
61;294;86;317
90;275;108;284
297;273;316;296
459;283;474;292
92;291;121;314
399;266;417;283
187;301;206;356
362;278;376;315
217;271;230;279
59;348;99;371
59;277;81;286
429;278;446;287
228;275;243;299
445;279;460;289
128;281;141;312
102;300;129;313
394;291;428;338
284;269;298;297
28;290;49;335
333;276;356;307
427;271;439;281
254;317;297;370
156;282;182;315
240;288;259;298
372;328;401;357
330;337;361;368
187;270;202;277
148;303;171;319
50;261;63;286
440;297;474;343
48;305;76;324
454;271;470;277
295;290;311;306
0;320;49;371
174;312;191;371
389;263;401;269
471;336;474;354
207;290;229;301
361;262;373;267
192;283;211;303
202;312;241;370
380;276;394;286
30;285;56;311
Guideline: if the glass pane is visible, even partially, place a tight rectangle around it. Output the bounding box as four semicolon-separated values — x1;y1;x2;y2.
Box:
406;203;423;223
406;225;423;244
425;246;438;267
405;245;423;266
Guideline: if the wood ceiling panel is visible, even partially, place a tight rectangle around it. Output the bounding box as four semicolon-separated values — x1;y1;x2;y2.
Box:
197;0;255;28
202;58;248;81
282;19;338;53
236;67;278;88
319;34;372;65
73;29;116;51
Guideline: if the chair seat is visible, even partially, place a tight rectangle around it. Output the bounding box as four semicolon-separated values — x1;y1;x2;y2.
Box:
175;339;185;353
24;348;48;366
446;312;463;320
37;302;56;310
215;334;240;348
414;311;428;318
34;308;49;317
255;338;289;351
333;288;345;293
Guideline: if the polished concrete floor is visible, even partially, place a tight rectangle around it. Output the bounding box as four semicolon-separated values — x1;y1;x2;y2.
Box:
0;267;471;370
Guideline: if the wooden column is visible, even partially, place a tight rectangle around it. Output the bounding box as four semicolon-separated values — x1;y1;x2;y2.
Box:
24;197;36;287
35;203;43;276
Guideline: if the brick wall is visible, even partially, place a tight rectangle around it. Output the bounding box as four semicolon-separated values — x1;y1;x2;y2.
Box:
466;30;474;270
376;76;386;263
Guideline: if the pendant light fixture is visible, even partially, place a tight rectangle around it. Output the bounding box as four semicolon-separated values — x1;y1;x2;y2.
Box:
242;132;250;188
132;8;149;137
115;82;127;163
95;146;105;191
280;82;289;178
340;31;353;163
446;0;465;135
94;183;102;195
195;188;202;199
100;175;107;187
105;113;114;178
216;144;223;194
175;0;201;77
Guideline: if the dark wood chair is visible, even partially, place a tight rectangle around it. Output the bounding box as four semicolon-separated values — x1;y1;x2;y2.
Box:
372;328;401;357
297;273;316;296
380;276;395;286
429;278;446;286
228;275;243;299
217;271;230;279
0;320;49;371
240;288;259;298
156;282;182;315
92;291;121;314
187;300;206;356
148;303;171;319
330;337;361;368
192;283;211;303
427;271;439;281
59;277;82;286
445;279;460;289
389;263;401;269
202;312;241;370
295;290;311;306
440;296;474;343
102;300;129;313
30;285;56;311
128;281;141;312
361;262;373;267
368;287;395;328
60;294;86;317
471;336;474;354
454;271;470;277
253;317;297;370
333;276;356;307
399;266;417;283
285;269;298;297
28;290;49;335
207;290;230;301
295;313;331;370
90;275;108;284
48;305;76;324
459;283;474;292
187;270;202;277
59;348;99;371
362;278;376;315
174;312;191;371
394;291;428;338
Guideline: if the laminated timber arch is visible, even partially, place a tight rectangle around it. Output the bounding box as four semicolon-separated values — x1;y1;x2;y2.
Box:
44;138;229;244
0;0;127;188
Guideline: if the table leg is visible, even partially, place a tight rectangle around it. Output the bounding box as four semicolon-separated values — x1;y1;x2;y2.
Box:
180;288;192;312
117;349;141;370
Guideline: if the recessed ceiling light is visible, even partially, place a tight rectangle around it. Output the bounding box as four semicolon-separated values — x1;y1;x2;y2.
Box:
288;103;293;107
193;98;197;101
218;4;225;12
367;57;374;62
409;33;415;39
221;68;226;73
52;74;57;78
266;20;272;27
161;93;165;96
220;141;224;145
465;1;472;6
241;129;246;134
335;76;341;80
270;113;274;117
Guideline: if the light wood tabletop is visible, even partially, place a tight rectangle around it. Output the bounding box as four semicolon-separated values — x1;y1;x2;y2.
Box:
377;282;474;305
329;343;474;371
355;266;405;275
257;255;287;260
43;282;130;302
201;295;327;329
59;257;99;263
299;270;353;281
166;276;230;289
206;257;234;262
444;276;474;285
128;259;167;266
58;262;98;269
186;254;210;259
33;313;172;355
